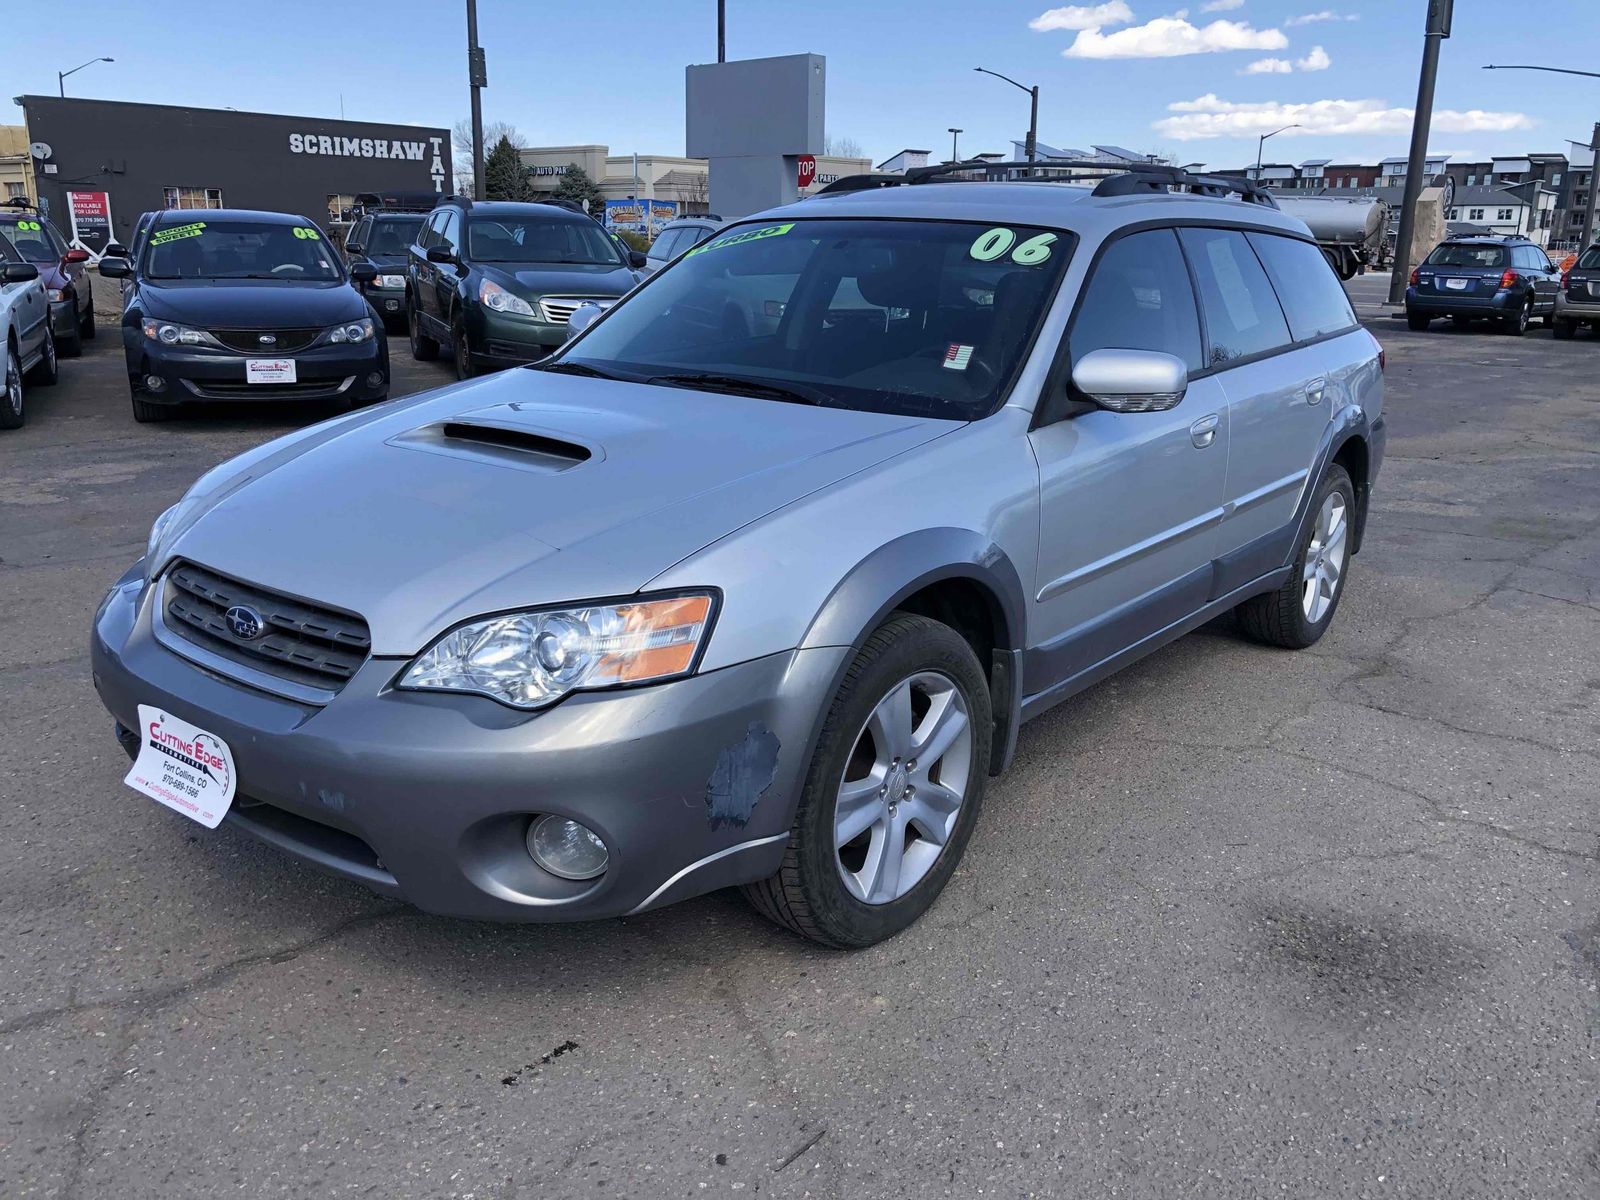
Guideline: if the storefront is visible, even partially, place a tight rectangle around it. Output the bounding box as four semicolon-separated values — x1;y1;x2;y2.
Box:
16;96;450;255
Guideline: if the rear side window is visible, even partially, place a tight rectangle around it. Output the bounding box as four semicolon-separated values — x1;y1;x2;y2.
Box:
1426;243;1506;268
1578;246;1600;269
1178;227;1291;366
1247;233;1357;342
650;227;687;260
1070;229;1202;372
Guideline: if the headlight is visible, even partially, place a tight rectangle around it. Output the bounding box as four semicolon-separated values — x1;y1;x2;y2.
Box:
377;274;407;289
141;320;216;347
47;288;66;302
480;278;536;316
326;318;376;344
399;592;716;709
146;503;179;564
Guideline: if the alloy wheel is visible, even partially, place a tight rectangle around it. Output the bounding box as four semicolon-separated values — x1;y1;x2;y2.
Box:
834;671;973;905
1302;491;1349;623
5;350;21;417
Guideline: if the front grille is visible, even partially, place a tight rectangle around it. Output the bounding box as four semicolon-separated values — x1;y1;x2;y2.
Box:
181;376;354;400
538;296;608;325
211;328;322;354
162;561;370;695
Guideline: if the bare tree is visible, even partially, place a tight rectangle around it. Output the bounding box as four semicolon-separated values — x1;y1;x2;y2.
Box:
823;135;864;159
452;119;527;193
684;169;710;214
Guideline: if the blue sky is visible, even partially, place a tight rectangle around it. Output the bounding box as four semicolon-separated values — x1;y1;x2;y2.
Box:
10;2;1600;170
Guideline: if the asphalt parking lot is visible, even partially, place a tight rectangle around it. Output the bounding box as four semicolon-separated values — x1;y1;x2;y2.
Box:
2;273;1596;1199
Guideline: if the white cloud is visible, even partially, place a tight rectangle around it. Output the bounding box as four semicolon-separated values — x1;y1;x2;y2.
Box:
1242;57;1292;74
1286;10;1358;25
1028;2;1133;31
1200;0;1245;10
1062;16;1288;58
1297;46;1331;71
1155;94;1536;141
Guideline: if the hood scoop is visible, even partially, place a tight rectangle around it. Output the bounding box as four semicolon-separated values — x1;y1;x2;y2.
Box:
387;419;595;473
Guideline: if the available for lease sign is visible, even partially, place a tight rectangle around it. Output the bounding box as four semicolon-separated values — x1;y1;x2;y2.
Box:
66;190;113;252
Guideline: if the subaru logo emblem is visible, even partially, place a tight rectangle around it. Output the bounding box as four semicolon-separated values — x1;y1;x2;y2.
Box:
224;605;265;640
257;334;277;346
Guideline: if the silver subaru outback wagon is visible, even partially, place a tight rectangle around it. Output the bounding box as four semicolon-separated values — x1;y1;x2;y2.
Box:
92;165;1385;948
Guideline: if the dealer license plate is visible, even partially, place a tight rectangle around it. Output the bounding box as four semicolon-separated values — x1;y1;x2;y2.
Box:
123;704;237;829
246;358;297;384
1444;278;1470;290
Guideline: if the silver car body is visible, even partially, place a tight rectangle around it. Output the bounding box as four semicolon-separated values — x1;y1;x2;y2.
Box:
92;181;1385;921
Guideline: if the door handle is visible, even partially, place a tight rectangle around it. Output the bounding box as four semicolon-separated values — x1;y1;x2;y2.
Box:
1189;413;1219;449
1304;378;1326;406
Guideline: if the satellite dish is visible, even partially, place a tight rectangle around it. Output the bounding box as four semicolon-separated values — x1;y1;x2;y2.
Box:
29;142;52;161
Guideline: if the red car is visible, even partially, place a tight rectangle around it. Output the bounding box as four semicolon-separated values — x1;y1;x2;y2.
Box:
0;205;95;356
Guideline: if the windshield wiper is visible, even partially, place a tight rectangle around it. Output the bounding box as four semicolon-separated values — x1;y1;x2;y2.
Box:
647;372;833;407
538;360;632;381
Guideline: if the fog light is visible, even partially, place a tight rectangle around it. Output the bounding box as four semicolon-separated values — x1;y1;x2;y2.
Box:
144;375;166;393
366;371;385;388
527;815;608;880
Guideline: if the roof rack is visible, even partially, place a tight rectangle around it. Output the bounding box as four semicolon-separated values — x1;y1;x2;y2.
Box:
1;196;39;213
352;190;444;214
814;158;1279;209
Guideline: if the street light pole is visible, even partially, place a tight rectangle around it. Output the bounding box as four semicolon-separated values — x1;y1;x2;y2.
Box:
974;67;1039;174
1254;124;1301;174
948;128;963;163
57;56;113;98
1387;0;1454;305
718;0;726;63
1485;63;1600;249
466;0;486;199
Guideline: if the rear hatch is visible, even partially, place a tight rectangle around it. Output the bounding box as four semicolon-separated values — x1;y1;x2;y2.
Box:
1565;246;1600;302
1414;242;1511;300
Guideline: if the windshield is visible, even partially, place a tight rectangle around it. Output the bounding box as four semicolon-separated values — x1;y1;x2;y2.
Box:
469;216;622;265
0;217;63;264
1426;243;1506;268
144;219;341;280
556;217;1072;420
367;217;424;254
1577;246;1600;270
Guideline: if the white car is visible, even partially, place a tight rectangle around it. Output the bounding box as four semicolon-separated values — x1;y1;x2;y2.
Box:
0;237;57;429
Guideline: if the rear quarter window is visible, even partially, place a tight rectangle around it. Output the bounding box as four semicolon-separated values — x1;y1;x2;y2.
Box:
1178;227;1292;366
1247;232;1357;342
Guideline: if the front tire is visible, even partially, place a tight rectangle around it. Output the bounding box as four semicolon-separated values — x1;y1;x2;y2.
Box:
743;614;992;948
81;303;96;340
1;340;24;430
28;326;57;385
1235;465;1355;650
452;317;475;381
130;391;170;423
57;317;83;358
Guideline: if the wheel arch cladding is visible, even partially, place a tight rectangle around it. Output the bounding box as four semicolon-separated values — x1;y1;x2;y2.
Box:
799;529;1026;776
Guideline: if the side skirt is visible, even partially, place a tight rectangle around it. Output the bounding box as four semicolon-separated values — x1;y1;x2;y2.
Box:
1017;566;1292;724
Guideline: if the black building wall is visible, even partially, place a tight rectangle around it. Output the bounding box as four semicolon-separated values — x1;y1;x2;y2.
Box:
19;96;451;251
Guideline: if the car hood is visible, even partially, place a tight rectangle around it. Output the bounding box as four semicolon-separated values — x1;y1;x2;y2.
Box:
361;252;410;271
160;371;956;654
480;262;638;297
139;279;369;327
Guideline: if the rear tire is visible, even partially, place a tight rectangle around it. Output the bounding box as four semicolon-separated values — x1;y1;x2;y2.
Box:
1235;465;1355;650
1502;296;1532;336
1406;310;1430;331
1554;317;1578;340
743;614;992;948
408;300;439;361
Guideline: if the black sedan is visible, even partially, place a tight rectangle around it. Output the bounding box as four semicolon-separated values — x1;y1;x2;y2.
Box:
99;210;388;422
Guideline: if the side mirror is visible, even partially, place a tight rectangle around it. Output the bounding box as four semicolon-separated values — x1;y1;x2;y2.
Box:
96;256;131;279
564;301;607;340
628;250;647;269
426;245;455;264
103;242;128;258
63;248;91;264
1070;349;1188;414
2;262;40;283
344;242;365;255
350;263;378;283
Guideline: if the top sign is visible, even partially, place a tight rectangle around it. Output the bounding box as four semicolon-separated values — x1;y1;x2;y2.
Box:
797;155;817;189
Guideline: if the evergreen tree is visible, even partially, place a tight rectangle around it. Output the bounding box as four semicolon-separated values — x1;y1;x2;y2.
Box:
483;135;529;201
553;163;606;218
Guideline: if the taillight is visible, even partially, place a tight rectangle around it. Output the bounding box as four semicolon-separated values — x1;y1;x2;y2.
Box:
1499;269;1518;290
1408;266;1420;286
1562;270;1571;291
1378;345;1386;372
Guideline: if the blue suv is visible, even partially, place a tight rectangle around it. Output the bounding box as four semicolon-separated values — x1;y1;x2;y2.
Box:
1405;236;1559;335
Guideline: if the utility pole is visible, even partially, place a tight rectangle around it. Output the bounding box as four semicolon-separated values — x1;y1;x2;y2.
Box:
975;67;1039;175
1484;65;1600;250
948;128;963;163
466;0;487;200
1388;0;1453;305
1255;124;1300;174
718;0;726;63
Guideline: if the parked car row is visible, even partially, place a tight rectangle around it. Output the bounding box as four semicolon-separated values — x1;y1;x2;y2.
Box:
0;201;90;428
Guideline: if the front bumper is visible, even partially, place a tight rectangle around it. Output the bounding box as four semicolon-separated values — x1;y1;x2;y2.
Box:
465;306;568;367
122;330;389;405
361;284;408;320
49;297;81;338
91;563;843;922
1405;285;1523;317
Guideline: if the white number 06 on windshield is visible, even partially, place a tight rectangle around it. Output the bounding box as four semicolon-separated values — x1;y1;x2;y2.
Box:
969;227;1057;265
124;705;238;829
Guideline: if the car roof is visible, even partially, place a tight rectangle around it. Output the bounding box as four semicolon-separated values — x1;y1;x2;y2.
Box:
149;209;316;227
450;200;593;224
753;180;1312;241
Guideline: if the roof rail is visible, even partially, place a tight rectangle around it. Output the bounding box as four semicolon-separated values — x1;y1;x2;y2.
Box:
814;158;1280;209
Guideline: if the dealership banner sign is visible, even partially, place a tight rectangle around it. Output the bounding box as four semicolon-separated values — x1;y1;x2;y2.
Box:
604;198;678;236
66;190;113;257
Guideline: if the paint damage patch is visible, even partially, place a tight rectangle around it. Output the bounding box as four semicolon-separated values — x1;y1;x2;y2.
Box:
705;722;781;830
